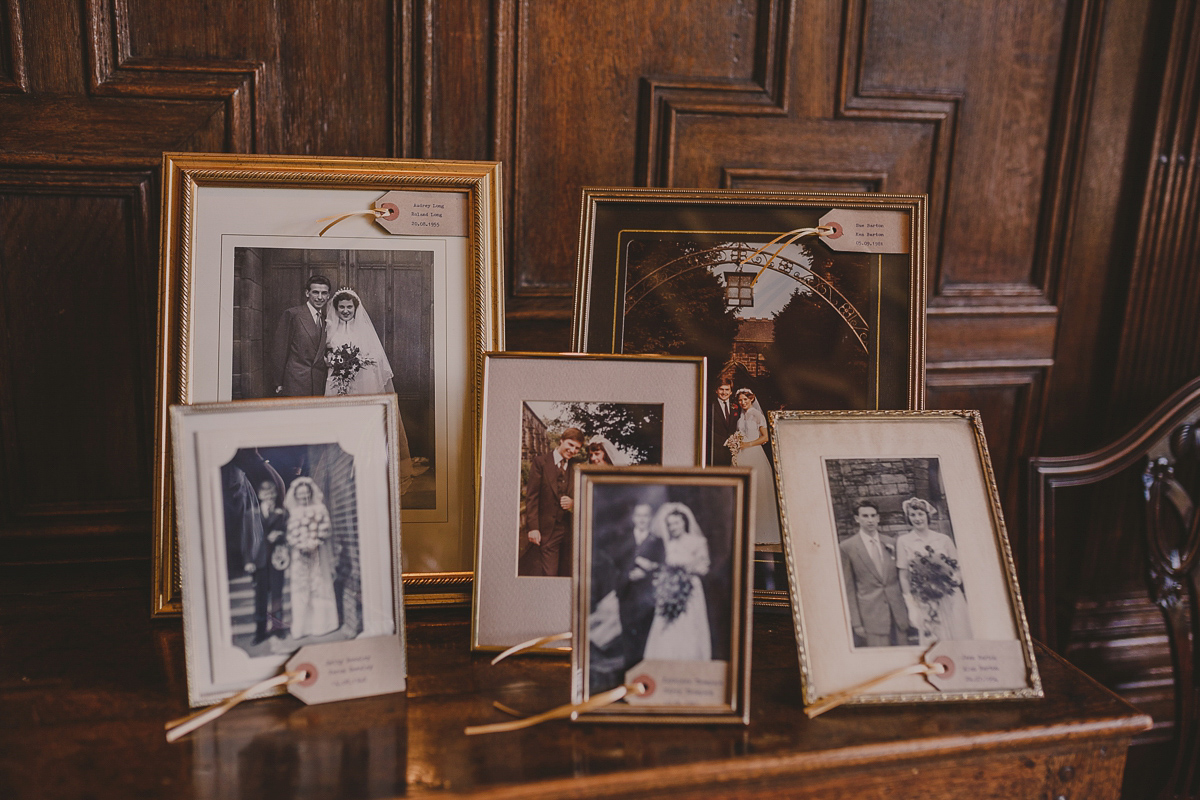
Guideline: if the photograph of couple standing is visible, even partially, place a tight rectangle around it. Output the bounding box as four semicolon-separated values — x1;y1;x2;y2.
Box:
828;457;973;649
586;484;737;696
220;444;362;657
231;247;435;507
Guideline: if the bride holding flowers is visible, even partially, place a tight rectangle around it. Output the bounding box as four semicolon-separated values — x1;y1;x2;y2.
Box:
324;287;394;396
284;477;339;639
896;496;973;645
643;502;712;661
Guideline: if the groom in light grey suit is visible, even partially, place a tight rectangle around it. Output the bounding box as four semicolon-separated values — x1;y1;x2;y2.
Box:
840;499;911;647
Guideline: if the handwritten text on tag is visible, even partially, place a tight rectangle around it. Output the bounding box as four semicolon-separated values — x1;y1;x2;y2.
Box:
623;659;728;707
818;209;910;254
285;636;407;705
374;190;468;237
924;640;1028;692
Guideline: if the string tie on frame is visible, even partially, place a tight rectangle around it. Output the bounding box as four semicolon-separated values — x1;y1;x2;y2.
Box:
316;207;390;237
464;681;648;735
164;669;309;742
739;225;837;287
489;631;572;665
804;643;947;719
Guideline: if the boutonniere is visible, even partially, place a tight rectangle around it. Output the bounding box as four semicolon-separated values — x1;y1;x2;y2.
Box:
883;541;895;553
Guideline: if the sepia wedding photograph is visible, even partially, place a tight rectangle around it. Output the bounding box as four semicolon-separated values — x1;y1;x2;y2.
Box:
517;400;664;578
231;246;436;510
572;467;754;723
824;457;972;650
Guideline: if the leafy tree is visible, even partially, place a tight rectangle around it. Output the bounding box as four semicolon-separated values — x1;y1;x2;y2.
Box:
546;402;663;465
622;239;740;374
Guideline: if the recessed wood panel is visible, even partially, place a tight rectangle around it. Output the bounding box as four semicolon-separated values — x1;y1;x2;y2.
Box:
0;0;27;93
0;179;154;520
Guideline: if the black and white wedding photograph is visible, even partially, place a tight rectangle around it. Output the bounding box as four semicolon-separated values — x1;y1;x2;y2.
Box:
220;443;367;658
583;479;738;696
230;246;435;509
824;456;973;649
517;400;665;578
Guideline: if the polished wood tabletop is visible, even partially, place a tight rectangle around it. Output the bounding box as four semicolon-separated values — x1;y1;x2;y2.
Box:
0;589;1150;799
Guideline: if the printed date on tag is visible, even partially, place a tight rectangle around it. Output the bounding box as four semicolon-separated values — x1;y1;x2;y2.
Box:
818;209;910;254
285;636;407;705
374;190;468;237
924;640;1028;693
624;659;728;707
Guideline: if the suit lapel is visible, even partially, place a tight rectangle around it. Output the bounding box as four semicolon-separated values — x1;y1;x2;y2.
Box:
853;534;885;581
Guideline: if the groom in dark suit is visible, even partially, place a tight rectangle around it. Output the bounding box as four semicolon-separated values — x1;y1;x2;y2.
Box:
523;427;584;577
271;274;331;396
839;499;911;647
613;503;664;669
709;379;740;466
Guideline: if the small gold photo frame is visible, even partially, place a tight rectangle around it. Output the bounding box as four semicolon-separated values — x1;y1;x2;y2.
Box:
170;395;406;707
471;353;706;651
770;410;1042;708
570;466;754;724
153;153;504;615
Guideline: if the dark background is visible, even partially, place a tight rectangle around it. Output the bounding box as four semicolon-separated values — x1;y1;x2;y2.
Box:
0;1;1195;790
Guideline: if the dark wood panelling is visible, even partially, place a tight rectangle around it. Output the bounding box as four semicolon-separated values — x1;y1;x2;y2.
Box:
926;365;1044;524
0;171;155;537
0;0;27;93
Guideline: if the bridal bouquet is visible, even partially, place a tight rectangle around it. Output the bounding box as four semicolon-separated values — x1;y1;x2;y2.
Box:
723;431;744;466
326;343;376;395
286;507;331;553
908;544;963;634
653;565;694;622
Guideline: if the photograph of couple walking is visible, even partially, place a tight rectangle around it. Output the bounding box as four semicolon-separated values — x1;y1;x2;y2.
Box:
230;246;433;508
827;457;973;649
585;482;738;697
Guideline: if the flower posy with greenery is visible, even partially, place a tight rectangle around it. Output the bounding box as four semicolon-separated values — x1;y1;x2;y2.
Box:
653;565;695;621
326;342;376;395
908;545;964;636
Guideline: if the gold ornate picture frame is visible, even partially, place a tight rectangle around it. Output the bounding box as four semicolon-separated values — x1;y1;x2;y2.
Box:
769;410;1042;708
153;153;504;616
570;465;754;725
570;188;927;606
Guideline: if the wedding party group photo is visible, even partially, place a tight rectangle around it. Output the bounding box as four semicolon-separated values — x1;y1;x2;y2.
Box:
584;480;739;696
230;246;434;507
517;401;665;578
219;443;365;658
825;457;973;650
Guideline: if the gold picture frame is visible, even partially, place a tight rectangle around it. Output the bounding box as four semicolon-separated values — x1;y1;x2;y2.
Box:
153;153;504;616
570;188;927;608
472;352;706;651
769;410;1042;708
570;465;754;724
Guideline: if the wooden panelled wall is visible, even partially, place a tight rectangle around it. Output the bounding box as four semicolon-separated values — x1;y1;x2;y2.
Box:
0;0;1196;786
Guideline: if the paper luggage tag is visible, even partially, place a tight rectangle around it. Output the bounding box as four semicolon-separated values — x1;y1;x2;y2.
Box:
818;209;910;254
923;640;1028;692
623;659;728;707
285;636;407;705
374;190;468;236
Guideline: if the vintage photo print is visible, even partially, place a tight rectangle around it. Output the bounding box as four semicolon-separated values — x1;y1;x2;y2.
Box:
573;468;753;723
173;396;404;707
223;443;368;657
824;457;972;650
231;245;436;510
517;401;664;578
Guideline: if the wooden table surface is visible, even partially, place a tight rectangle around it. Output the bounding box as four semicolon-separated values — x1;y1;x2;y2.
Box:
0;589;1151;799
